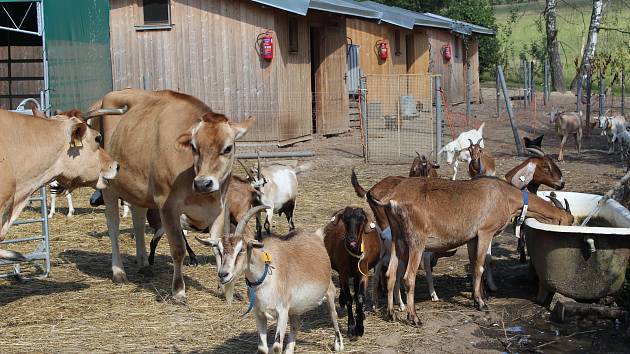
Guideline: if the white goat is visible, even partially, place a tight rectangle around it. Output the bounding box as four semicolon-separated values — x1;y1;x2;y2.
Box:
548;110;582;161
197;205;343;354
612;122;630;160
251;163;311;234
48;181;75;217
438;122;485;180
599;115;627;154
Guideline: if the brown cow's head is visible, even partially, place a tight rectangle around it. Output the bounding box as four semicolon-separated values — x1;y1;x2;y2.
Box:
409;151;439;177
39;109;118;191
177;113;255;194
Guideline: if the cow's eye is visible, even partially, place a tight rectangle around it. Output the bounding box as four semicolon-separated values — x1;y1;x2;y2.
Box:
95;135;102;145
222;145;233;155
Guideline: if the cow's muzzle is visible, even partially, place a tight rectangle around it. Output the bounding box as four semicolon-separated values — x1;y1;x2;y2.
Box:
193;176;219;193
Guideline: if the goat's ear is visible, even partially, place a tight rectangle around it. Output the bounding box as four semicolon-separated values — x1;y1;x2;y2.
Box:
247;240;264;249
330;213;341;226
564;198;571;215
231;116;256;140
195;236;219;248
32;107;47;119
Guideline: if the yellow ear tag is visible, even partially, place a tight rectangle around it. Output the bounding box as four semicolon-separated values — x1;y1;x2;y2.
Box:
262;251;272;264
360;242;365;253
72;138;82;147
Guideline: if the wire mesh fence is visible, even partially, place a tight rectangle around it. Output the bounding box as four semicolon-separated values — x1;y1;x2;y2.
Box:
360;74;435;164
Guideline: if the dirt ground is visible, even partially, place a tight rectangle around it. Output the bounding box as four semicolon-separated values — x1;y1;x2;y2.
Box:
1;89;630;353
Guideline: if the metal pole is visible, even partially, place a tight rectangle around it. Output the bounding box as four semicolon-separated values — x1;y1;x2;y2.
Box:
576;74;583;112
497;65;524;155
622;70;625;116
522;60;528;108
236;150;315;159
360;76;368;163
435;76;443;161
496;65;501;118
597;70;606;117
543;57;549;105
529;60;535;104
585;70;592;136
466;60;472;123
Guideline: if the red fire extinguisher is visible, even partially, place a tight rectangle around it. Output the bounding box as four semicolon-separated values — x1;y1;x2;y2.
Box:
258;31;273;60
442;43;452;61
376;39;388;61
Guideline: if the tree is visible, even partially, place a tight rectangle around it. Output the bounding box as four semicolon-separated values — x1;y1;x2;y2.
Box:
545;0;565;92
571;0;608;90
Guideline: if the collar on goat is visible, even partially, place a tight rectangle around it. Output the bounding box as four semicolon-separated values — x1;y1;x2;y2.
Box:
514;190;529;239
344;240;368;277
243;250;273;317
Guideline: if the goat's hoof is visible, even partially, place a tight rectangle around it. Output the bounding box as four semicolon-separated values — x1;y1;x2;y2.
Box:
138;266;154;277
475;300;489;311
272;342;282;353
257;345;269;354
172;291;187;305
408;314;422;327
387;310;397;322
186;256;199;267
112;270;128;284
355;322;365;337
148;257;155;266
347;324;355;337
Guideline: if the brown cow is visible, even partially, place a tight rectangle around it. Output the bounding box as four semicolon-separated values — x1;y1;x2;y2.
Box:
369;177;573;324
0;108;118;259
91;89;254;302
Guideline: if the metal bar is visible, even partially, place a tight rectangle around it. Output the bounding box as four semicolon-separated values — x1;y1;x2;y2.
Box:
435;76;443;162
236;151;315;159
543;58;549;105
585;70;593;136
466;56;472;122
598;70;605;116
522;60;528;108
0;236;45;244
0;59;43;64
0;94;41;99
0;76;45;81
621;70;625;116
496;66;501;117
529;61;535;103
360;76;368;163
12;218;45;225
576;74;583;112
497;65;523;155
0;25;41;36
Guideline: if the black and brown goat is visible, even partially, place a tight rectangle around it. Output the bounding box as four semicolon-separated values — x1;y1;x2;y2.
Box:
323;207;381;337
409;152;439;177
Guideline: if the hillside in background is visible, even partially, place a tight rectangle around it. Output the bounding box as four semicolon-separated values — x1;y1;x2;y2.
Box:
493;0;629;88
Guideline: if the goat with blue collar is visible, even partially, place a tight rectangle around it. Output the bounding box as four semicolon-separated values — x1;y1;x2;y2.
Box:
196;205;344;354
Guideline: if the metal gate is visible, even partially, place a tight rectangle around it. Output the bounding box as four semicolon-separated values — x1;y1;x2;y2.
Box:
360;74;435;163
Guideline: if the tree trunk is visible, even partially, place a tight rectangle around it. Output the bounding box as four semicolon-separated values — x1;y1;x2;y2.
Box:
545;0;565;92
570;0;607;91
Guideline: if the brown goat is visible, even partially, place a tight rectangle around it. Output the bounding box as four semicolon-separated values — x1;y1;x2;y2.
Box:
409;152;439;177
368;177;573;325
323;207;381;337
148;175;259;267
467;139;496;177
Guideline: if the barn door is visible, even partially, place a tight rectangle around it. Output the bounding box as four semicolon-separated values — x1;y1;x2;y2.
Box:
44;0;112;111
346;43;360;94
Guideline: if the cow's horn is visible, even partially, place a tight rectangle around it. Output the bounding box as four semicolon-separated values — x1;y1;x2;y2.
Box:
526;147;545;157
86;105;128;117
235;205;270;236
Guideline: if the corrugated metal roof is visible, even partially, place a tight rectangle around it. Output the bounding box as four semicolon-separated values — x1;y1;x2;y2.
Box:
249;0;310;15
310;0;381;19
422;12;494;35
357;1;416;29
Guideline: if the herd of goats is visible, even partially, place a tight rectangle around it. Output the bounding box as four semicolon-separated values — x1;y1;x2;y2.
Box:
1;88;627;353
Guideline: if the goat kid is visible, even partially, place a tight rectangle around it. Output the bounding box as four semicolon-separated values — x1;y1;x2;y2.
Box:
467;139;496;178
409;151;439;177
548;110;582;161
197;205;344;354
438;122;485;180
323;207;381;337
598;115;627;154
612;122;630;160
371;177;573;325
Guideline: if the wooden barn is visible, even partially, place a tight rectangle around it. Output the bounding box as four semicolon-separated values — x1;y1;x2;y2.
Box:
108;0;381;144
345;1;493;105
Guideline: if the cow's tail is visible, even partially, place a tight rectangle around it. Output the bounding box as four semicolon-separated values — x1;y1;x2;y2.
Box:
351;168;367;199
0;249;27;262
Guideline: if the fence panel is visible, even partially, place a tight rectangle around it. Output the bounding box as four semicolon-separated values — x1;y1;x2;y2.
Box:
363;74;435;163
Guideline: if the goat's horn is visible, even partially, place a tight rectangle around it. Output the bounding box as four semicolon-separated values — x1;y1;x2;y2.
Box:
468;139;474;146
237;159;256;181
195;236;219;247
416;151;421;157
477;137;483;145
235;205;270;236
86;105;128;117
526;147;545;157
564;198;571;214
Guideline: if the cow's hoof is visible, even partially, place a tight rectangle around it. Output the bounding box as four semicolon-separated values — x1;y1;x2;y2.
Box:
138;266;154;277
112;270;128;284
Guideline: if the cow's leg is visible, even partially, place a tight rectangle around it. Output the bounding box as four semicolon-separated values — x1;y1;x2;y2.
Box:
326;280;344;352
558;135;568;161
403;246;424;326
148;228;164;265
159;207;187;303
182;232;198;266
472;234;493;310
285;314;300;354
130;205;150;274
576;128;583;156
255;310;269;354
48;191;56;218
103;189;126;283
66;193;75;217
423;252;439;301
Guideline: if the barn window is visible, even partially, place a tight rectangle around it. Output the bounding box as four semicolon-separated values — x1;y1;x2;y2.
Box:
143;0;170;25
288;17;299;53
394;30;401;56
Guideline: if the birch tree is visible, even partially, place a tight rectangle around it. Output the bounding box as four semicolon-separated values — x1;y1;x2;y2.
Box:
571;0;607;90
545;0;565;92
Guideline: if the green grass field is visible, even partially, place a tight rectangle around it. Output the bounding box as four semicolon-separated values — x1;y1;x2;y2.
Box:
492;0;629;91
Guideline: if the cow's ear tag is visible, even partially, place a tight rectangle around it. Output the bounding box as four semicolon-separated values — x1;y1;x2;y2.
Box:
71;138;83;147
262;251;272;264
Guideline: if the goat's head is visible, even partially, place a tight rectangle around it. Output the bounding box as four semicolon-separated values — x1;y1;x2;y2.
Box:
528;149;565;190
331;207;369;250
409;151;439;177
196;205;268;285
548;110;563;124
467;138;484;170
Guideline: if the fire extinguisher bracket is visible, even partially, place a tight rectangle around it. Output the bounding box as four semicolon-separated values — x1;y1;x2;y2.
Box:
375;39;388;61
257;30;274;60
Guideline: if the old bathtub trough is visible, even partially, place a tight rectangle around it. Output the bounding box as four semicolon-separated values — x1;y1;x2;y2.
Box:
524;191;630;303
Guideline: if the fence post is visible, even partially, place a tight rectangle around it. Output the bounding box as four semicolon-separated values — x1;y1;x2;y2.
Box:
359;76;368;163
585;70;593;136
529;60;535;104
522;59;529;108
544;57;549;105
497;65;524;155
466;61;472;123
576;74;583;112
496;65;501;118
435;76;443;162
598;70;605;116
622;70;625;116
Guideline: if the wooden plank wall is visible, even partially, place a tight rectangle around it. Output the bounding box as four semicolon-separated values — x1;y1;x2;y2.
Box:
0;46;43;110
428;28;465;104
109;0;313;142
346;19;409;75
467;37;480;102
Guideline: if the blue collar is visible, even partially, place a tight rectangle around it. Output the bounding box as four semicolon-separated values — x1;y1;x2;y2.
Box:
243;261;270;317
523;190;529;205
